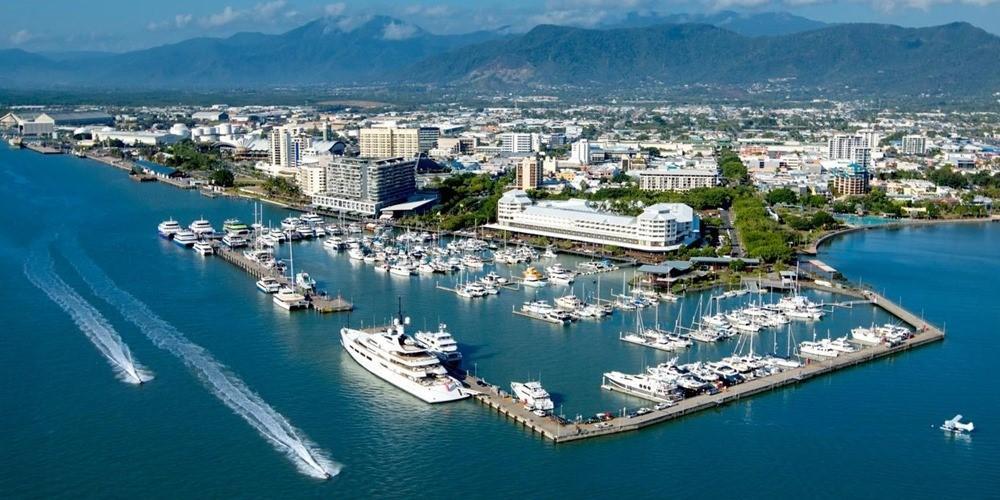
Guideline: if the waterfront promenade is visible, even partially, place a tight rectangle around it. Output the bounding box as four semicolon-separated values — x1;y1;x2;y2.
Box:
463;287;944;444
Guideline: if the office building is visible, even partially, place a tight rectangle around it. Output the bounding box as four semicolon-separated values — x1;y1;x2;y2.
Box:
417;127;440;153
311;157;416;215
515;156;543;190
489;190;699;252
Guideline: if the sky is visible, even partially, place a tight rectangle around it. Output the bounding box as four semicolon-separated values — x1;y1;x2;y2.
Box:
2;0;999;52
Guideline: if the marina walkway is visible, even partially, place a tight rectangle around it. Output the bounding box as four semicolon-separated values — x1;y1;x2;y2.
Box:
215;246;352;313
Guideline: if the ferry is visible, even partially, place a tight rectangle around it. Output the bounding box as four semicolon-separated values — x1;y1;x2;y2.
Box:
256;276;282;294
157;219;182;239
189;218;215;236
340;317;468;403
413;323;463;366
192;241;214;256
222;218;250;237
172;230;198;247
510;381;555;414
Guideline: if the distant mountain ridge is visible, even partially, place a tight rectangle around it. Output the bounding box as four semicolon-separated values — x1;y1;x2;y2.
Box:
409;21;1000;97
605;10;829;37
1;15;998;98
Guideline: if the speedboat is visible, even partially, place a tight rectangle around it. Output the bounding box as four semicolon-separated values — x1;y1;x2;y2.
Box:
295;272;317;292
158;219;181;239
172;230;198;247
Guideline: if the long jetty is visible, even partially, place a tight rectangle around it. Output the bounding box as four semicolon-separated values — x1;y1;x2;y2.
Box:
462;287;943;444
214;246;352;313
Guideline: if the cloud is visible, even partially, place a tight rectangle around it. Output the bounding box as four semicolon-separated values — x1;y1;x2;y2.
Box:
404;4;453;17
201;6;242;27
254;0;287;18
383;21;418;40
147;13;193;31
9;29;32;45
324;3;346;16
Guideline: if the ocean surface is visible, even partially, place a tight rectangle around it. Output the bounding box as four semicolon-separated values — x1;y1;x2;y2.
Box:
1;147;997;498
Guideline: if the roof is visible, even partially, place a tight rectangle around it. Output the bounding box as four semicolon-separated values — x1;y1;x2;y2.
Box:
690;257;761;265
638;261;693;274
380;198;436;212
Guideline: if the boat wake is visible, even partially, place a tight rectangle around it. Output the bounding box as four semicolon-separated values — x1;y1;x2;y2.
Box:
66;247;341;479
23;247;152;385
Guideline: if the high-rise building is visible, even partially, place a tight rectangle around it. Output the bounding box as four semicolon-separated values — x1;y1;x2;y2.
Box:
311;157;416;215
832;163;870;196
570;139;595;165
500;133;537;154
636;166;719;191
515;156;543;190
359;127;420;158
901;135;927;155
269;126;309;168
857;128;881;149
296;164;327;196
828;134;864;161
851;146;871;169
417;127;440;153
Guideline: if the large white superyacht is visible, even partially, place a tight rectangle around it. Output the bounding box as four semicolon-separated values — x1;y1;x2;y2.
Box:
340;315;468;404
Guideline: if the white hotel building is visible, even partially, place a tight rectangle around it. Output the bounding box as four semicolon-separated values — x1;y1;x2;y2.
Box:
489;190;699;252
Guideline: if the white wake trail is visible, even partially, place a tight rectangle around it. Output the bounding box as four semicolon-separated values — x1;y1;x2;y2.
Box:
24;249;152;385
67;248;341;479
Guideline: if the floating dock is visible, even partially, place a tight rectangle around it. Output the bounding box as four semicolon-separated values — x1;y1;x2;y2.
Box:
214;246;352;313
465;288;943;443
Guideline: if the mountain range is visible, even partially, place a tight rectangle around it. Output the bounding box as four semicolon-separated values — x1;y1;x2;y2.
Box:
1;13;998;98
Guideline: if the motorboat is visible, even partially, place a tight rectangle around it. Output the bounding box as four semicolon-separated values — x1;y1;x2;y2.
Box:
188;219;216;238
295;272;317;292
273;286;308;310
413;323;463;366
521;267;548;288
172;230;198;247
192;241;214;256
256;276;282;294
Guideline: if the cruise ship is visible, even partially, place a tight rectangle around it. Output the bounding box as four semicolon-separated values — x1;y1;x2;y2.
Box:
340;318;468;403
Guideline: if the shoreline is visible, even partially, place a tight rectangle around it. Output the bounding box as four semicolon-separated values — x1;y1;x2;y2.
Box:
804;216;998;255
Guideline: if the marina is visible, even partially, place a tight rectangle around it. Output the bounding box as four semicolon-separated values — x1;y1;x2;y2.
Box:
465;288;944;443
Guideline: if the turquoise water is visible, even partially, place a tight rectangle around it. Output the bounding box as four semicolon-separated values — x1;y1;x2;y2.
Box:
1;147;997;497
834;214;896;227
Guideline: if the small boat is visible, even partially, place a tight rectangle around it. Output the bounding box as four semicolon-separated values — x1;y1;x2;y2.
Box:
256;277;282;294
273;286;308;310
295;272;317;292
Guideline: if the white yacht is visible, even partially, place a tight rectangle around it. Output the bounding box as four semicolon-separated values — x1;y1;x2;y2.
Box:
602;371;679;402
340;319;468;403
510;381;555;413
192;241;214;256
389;263;414;277
273;286;308;310
158;219;181;238
522;267;548;288
295;272;317;292
172;230;198;247
256;276;282;294
799;340;839;358
300;212;324;225
413;324;462;366
188;219;215;238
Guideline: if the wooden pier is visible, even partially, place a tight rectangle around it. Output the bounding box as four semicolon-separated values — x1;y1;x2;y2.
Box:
214;246;353;313
464;288;944;444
